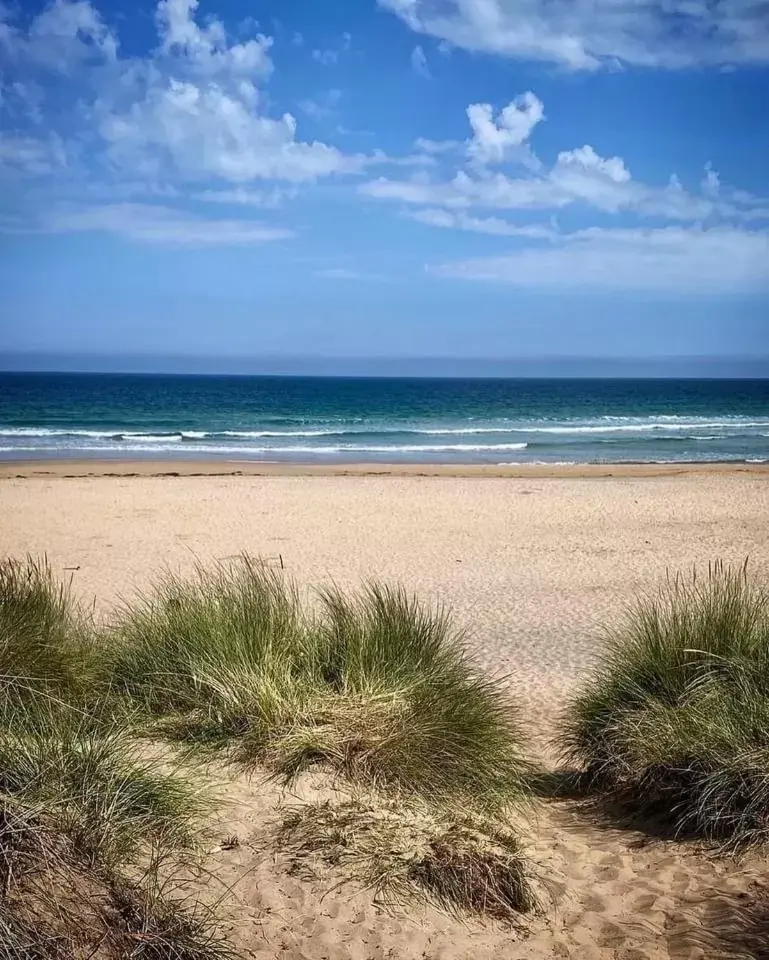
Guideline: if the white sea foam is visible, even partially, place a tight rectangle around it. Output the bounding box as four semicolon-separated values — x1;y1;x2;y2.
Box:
218;429;343;438
2;419;768;442
510;421;769;435
0;441;529;455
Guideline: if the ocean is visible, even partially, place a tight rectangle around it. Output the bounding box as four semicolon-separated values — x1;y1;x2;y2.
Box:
1;372;768;465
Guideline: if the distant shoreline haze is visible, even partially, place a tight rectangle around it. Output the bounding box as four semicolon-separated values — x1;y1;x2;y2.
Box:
1;354;768;379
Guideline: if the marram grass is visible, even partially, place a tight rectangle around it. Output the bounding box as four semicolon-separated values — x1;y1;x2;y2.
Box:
0;556;96;717
107;557;532;812
561;560;769;847
0;557;229;960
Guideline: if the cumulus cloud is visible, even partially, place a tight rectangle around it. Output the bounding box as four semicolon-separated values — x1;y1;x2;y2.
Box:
361;151;723;218
378;0;769;70
0;0;118;71
155;0;273;78
466;92;543;165
431;226;769;292
43;202;293;245
98;79;357;183
361;93;768;225
2;0;364;198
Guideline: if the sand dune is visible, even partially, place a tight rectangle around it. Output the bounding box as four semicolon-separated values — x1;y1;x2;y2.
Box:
2;470;768;958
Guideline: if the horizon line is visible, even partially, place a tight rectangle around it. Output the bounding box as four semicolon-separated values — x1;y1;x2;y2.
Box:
1;351;768;381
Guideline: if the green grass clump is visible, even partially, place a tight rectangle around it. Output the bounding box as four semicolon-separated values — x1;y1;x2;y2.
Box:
0;557;95;714
0;707;205;868
0;557;230;960
108;558;531;812
0;704;227;959
561;560;769;846
278;793;536;924
106;557;308;720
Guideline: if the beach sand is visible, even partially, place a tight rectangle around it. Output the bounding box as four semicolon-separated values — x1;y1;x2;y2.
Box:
2;464;769;958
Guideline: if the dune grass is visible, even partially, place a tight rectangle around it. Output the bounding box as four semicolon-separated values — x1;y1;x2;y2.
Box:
108;557;532;814
0;707;206;869
278;793;536;925
0;556;96;716
0;556;230;959
561;560;769;846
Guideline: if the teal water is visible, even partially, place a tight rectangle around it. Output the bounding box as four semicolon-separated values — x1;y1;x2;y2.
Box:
1;373;768;464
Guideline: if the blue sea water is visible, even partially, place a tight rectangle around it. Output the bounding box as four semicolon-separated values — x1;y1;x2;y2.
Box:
0;373;768;465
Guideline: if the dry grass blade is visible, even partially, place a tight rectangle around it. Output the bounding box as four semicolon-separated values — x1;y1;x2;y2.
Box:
277;795;537;925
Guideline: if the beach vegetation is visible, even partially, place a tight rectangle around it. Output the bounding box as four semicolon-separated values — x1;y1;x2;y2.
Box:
0;556;96;716
107;557;532;814
0;556;229;959
277;792;536;925
105;556;539;923
561;560;769;847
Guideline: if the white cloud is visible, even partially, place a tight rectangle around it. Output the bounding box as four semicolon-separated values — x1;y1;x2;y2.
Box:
314;267;390;281
194;187;295;207
466;93;543;165
0;0;118;72
407;207;556;237
99;79;358;183
361;174;457;205
312;33;352;67
299;88;342;120
93;1;353;184
2;0;362;196
312;48;338;66
413;137;460;154
411;44;431;77
155;0;273;78
44;202;293;245
0;132;67;174
702;164;721;199
361;94;768;225
378;0;769;69
431;226;769;292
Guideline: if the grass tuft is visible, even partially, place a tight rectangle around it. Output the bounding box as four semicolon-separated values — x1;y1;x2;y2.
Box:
110;864;239;960
0;707;207;868
561;560;769;846
278;794;536;924
0;557;95;716
109;560;531;812
0;557;230;960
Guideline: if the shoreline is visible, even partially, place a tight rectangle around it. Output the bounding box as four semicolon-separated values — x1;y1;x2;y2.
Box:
2;457;768;479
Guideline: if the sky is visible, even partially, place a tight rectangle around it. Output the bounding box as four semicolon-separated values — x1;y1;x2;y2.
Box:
1;0;768;370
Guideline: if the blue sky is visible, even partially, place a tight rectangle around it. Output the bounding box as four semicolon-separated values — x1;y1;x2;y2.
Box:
1;0;768;368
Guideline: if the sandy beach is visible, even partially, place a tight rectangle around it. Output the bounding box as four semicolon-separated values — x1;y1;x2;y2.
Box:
2;465;769;958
